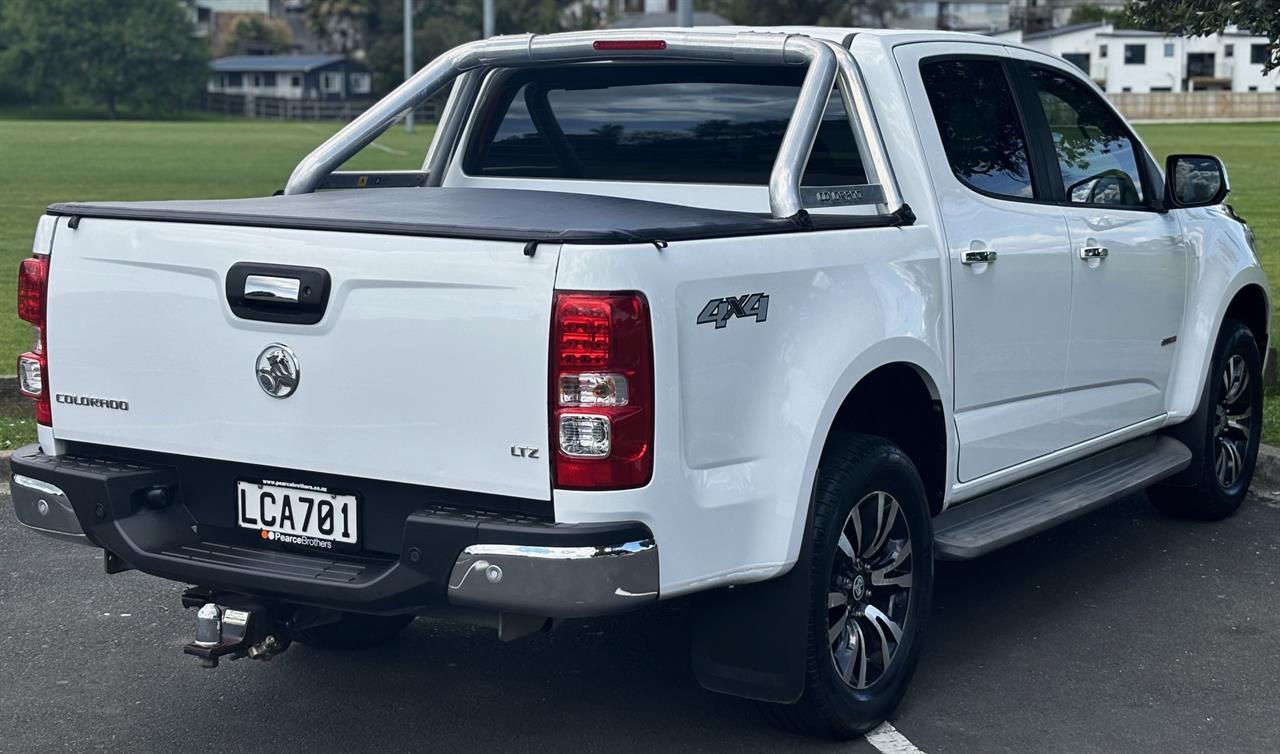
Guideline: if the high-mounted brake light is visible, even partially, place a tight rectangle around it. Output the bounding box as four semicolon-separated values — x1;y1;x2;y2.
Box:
17;254;51;425
593;40;668;51
551;292;653;490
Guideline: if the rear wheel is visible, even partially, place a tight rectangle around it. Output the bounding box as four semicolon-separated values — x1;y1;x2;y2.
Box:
1150;318;1262;520
289;612;414;651
759;434;933;739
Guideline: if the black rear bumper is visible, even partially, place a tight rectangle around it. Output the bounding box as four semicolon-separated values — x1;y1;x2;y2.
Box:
9;444;658;618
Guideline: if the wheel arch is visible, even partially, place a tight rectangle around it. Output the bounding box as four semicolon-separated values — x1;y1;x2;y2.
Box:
1168;263;1271;422
1225;283;1270;357
824;362;948;515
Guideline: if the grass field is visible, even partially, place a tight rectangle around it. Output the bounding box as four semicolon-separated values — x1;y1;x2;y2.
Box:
0;119;435;360
0;118;1277;446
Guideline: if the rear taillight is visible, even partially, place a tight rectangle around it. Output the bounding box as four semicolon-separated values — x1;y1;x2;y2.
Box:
551;292;653;490
17;255;50;425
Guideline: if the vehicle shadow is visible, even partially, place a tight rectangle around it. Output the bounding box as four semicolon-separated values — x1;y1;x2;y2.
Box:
102;494;1268;754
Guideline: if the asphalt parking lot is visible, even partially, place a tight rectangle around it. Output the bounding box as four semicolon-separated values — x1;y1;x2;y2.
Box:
2;486;1277;754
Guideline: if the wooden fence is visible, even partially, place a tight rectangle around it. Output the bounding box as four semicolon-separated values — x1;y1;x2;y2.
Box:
199;92;440;122
1109;91;1280;121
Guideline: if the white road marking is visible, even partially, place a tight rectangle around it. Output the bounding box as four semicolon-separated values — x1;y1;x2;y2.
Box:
365;140;409;156
865;722;927;754
298;124;409;156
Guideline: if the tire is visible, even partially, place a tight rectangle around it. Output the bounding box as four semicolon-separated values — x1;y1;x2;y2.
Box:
1150;318;1263;521
759;434;934;739
289;612;414;651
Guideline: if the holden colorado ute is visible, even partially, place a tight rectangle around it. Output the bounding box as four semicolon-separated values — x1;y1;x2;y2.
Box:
10;27;1268;739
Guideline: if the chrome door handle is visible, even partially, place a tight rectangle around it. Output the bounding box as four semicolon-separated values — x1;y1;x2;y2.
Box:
244;274;301;303
961;249;998;265
1079;246;1109;260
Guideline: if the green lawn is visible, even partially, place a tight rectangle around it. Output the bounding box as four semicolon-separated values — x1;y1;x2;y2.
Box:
0;118;434;360
0;118;1278;445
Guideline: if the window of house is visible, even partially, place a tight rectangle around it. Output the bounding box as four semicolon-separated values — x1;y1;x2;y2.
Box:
349;72;371;94
920;58;1035;199
251;74;261;87
467;64;868;187
1100;44;1108;58
1122;86;1132;92
321;71;343;93
1252;44;1269;66
1225;44;1234;58
227;73;243;88
1124;44;1146;65
291;75;302;87
1151;86;1172;92
1063;52;1090;72
263;72;277;87
1029;66;1146;207
1164;42;1175;58
1249;86;1259;92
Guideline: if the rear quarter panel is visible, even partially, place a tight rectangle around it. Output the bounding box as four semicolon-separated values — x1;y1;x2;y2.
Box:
553;225;948;596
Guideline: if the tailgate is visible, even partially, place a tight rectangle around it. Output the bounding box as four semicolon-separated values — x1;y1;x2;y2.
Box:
45;217;557;501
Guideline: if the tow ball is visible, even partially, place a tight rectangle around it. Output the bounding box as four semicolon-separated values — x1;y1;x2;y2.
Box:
182;599;291;668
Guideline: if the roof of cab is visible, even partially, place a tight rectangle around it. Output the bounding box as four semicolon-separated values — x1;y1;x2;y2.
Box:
617;25;1017;52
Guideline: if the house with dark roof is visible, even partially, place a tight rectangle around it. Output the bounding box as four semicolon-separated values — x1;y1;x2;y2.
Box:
1022;22;1280;93
208;54;372;101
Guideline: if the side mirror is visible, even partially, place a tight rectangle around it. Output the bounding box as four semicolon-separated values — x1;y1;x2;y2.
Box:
1165;154;1230;208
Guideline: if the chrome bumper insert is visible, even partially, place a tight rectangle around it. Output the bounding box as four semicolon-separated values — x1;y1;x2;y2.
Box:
448;539;659;618
11;473;87;543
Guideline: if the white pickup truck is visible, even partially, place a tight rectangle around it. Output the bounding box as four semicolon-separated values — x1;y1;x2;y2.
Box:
10;27;1268;738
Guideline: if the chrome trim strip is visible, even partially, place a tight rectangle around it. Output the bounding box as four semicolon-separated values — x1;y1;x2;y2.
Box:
11;473;88;544
448;538;659;618
460;540;654;561
13;473;66;497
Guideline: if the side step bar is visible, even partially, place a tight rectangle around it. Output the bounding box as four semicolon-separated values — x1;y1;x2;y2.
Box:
934;435;1192;560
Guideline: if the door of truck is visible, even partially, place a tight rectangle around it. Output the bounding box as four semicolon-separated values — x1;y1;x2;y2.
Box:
1005;49;1188;446
896;42;1074;482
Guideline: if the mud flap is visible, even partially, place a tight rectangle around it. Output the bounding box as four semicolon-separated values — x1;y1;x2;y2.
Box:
690;504;814;704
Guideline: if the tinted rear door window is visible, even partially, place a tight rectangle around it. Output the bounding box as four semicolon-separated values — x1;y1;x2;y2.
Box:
467;65;866;186
919;58;1036;199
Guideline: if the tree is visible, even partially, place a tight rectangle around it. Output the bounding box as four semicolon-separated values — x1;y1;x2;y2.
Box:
1069;3;1138;28
305;0;373;56
1127;0;1280;72
220;15;294;56
0;0;208;118
344;1;605;96
718;0;899;27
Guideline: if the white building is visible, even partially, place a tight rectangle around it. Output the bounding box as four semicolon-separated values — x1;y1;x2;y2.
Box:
897;2;1010;32
1010;1;1126;32
1023;23;1280;93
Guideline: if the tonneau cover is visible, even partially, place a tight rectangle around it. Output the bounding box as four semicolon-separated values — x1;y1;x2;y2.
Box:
47;187;898;244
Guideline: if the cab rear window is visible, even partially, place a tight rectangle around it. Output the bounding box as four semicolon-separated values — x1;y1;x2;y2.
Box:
464;64;867;187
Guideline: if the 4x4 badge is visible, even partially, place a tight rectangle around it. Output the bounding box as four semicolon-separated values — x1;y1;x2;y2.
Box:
697;293;769;329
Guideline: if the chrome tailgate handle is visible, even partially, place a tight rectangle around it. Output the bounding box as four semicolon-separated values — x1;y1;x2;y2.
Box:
244;275;301;303
226;263;331;325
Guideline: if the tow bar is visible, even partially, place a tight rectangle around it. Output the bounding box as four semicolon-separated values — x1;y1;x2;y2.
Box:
181;589;291;668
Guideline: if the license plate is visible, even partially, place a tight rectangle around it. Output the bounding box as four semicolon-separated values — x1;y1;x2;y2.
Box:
237;481;358;546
